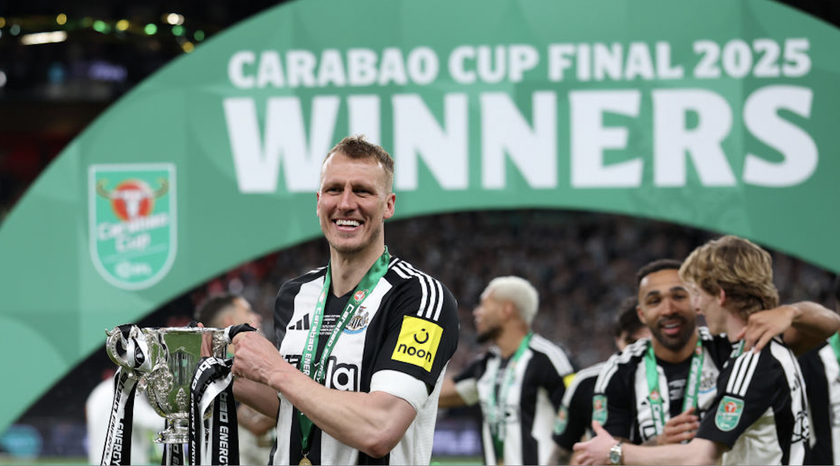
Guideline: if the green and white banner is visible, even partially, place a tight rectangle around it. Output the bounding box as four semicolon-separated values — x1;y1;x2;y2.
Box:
1;0;839;433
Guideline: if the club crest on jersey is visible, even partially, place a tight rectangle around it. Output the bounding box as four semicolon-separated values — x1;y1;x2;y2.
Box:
554;406;569;435
344;307;370;334
715;395;744;431
392;316;443;372
593;395;608;424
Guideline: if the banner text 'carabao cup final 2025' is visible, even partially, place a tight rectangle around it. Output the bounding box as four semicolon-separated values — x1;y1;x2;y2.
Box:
1;0;839;433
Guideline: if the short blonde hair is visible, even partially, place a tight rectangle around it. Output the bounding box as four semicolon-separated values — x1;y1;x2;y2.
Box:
482;276;539;326
322;135;394;192
679;235;779;321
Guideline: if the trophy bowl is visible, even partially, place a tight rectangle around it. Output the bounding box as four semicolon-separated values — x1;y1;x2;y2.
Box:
106;325;227;444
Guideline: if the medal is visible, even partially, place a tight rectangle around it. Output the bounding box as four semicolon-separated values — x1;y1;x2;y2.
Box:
299;457;312;465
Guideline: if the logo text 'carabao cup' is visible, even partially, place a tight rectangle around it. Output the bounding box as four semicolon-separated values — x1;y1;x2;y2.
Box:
89;164;177;289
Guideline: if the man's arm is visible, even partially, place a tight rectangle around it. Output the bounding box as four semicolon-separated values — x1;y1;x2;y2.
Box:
574;421;723;465
233;376;280;419
738;301;840;355
232;331;416;458
237;404;276;436
438;377;467;408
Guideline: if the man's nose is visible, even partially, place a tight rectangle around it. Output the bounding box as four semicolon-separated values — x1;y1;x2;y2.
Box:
338;187;355;209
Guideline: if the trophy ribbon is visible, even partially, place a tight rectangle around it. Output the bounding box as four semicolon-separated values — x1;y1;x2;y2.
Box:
188;323;256;465
100;367;139;465
100;323;152;465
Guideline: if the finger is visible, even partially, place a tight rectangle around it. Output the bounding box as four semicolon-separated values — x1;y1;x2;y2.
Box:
591;420;605;435
752;334;771;354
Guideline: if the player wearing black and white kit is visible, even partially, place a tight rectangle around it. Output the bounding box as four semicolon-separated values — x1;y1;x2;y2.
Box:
552;362;603;452
593;328;731;444
696;337;810;464
272;256;459;465
453;333;574;465
573;236;840;466
797;339;840;464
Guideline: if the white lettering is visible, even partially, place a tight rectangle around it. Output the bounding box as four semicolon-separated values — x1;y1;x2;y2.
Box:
547;44;576;82
257;51;284;88
743;85;816;186
481;91;557;188
570;90;642;187
223;96;337;193
393;93;468;190
228;51;255;89
449;46;476;84
653;89;736;186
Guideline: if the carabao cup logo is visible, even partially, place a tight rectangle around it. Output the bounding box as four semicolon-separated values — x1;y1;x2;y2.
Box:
89;164;177;289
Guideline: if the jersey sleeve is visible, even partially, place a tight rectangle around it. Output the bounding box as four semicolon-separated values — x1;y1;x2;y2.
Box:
451;355;488;406
553;372;597;450
696;350;779;448
369;274;460;391
594;356;636;441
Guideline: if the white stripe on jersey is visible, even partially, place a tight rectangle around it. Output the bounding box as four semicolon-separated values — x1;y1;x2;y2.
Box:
594;338;648;393
563;362;604;406
402;261;444;320
531;334;575;377
727;351;760;397
393;260;444;322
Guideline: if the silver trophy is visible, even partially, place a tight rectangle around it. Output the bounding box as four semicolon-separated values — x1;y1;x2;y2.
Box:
106;325;227;444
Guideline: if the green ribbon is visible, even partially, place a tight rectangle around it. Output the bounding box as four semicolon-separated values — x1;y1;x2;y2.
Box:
488;332;533;463
297;248;390;457
643;336;704;437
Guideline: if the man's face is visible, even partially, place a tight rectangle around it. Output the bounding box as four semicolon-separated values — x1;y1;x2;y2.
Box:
473;290;504;344
637;269;697;352
688;283;727;336
316;152;395;256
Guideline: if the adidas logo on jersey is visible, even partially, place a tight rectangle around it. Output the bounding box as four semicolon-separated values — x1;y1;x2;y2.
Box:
288;314;311;331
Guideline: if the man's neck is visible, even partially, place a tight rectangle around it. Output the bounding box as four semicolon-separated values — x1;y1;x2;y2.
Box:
652;330;700;364
496;327;529;359
329;245;385;297
726;313;747;343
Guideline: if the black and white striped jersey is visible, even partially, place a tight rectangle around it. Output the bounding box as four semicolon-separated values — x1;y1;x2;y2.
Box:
271;255;460;465
592;328;732;444
453;334;575;465
697;336;810;465
552;362;603;451
799;339;840;465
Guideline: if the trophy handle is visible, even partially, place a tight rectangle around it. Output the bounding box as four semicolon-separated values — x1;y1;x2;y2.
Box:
106;325;140;370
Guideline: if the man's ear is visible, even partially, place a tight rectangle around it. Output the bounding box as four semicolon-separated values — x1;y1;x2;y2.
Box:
502;301;517;321
718;288;726;306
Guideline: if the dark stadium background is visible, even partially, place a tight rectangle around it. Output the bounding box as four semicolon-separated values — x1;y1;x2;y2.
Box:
0;0;837;462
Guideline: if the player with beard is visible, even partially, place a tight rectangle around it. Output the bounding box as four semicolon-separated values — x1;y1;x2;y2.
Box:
591;258;837;451
439;276;576;465
575;235;840;465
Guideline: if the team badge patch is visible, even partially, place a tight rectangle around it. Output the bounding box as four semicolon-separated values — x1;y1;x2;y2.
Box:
89;164;176;290
554;406;569;435
715;395;744;431
391;316;443;372
344;307;370;334
592;394;608;424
